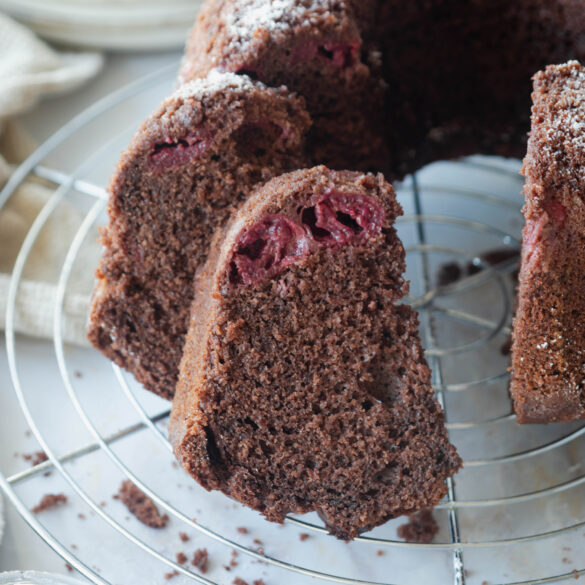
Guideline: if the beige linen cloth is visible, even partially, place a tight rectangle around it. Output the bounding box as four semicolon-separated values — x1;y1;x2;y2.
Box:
0;13;103;346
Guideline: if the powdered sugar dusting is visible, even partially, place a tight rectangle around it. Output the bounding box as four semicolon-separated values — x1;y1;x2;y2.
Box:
226;0;332;51
171;70;263;103
536;61;585;179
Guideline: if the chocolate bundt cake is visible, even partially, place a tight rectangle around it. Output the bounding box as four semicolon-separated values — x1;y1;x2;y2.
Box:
88;72;310;399
511;61;585;423
170;167;461;539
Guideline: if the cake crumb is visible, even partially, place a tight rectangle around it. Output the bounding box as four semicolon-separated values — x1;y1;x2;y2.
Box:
237;526;249;534
252;538;264;554
436;261;462;286
573;569;580;579
23;451;48;466
230;550;239;567
376;549;384;556
179;532;190;542
116;480;168;528
397;509;438;544
33;493;67;514
233;579;248;585
65;563;73;572
176;552;187;564
299;533;310;541
192;548;208;573
74;370;83;379
500;334;512;356
253;581;266;585
78;513;86;520
165;570;179;580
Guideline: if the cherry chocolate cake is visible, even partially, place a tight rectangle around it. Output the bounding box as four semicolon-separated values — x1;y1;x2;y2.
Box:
170;167;461;539
511;61;585;423
88;71;310;399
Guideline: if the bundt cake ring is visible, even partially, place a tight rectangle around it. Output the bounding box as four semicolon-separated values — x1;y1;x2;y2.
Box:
88;0;585;538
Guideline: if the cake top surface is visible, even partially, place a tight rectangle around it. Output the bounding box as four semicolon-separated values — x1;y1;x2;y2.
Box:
171;69;263;102
228;0;324;34
224;0;345;52
532;60;585;182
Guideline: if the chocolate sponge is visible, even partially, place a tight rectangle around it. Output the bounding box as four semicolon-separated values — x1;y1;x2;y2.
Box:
170;166;461;539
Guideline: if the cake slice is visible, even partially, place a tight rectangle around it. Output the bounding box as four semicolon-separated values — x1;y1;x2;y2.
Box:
170;166;461;539
178;0;388;173
88;71;310;400
511;61;585;423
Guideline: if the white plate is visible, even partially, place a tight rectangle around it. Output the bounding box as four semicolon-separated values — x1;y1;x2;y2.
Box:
0;0;203;51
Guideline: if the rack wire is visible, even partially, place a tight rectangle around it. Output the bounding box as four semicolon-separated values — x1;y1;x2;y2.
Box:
2;64;585;585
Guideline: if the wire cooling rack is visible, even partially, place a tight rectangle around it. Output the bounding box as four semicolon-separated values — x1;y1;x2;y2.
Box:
2;64;585;585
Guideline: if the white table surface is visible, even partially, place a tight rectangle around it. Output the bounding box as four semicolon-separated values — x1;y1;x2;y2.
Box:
0;50;181;578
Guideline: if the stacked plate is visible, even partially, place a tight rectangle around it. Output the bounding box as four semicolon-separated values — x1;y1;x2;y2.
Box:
0;0;204;51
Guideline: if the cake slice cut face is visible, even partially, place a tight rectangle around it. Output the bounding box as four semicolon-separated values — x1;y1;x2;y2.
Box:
511;61;585;423
170;166;461;539
88;71;310;400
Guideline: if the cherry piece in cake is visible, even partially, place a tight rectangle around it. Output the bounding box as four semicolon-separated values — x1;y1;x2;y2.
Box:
232;191;384;285
149;131;212;170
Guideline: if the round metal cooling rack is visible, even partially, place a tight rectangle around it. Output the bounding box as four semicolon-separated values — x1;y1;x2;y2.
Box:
2;64;585;585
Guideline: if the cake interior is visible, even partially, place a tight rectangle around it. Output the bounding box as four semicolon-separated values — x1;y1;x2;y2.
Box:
174;173;460;539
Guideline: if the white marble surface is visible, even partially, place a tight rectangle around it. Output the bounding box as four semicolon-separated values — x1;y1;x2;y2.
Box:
0;51;180;579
